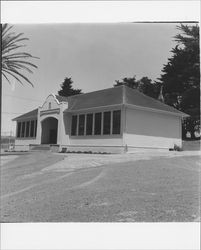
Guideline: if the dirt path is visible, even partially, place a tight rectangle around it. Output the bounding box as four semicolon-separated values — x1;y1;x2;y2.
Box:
0;151;200;222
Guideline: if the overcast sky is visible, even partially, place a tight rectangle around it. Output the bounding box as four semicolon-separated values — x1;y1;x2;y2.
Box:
2;23;180;134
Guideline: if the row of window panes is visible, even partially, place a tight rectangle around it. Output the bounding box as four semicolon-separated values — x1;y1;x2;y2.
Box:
71;110;121;136
17;120;37;138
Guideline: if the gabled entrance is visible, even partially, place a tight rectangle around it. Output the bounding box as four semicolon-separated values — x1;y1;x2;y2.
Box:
41;117;58;144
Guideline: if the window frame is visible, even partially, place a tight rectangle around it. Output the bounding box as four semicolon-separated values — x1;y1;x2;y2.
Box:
112;110;121;135
70;109;121;137
94;112;102;135
103;111;111;135
71;115;78;136
78;114;85;136
86;113;93;136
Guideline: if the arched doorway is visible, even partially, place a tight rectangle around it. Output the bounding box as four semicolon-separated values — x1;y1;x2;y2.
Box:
41;117;58;144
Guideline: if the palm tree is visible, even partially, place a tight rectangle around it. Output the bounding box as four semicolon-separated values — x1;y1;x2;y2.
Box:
1;23;38;87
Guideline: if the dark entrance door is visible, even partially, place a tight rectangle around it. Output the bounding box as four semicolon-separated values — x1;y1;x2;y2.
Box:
49;129;57;144
41;117;58;144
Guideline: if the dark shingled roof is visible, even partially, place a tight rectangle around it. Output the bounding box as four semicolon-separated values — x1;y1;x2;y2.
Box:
67;86;123;111
65;85;188;117
13;86;188;121
12;109;38;121
124;86;186;115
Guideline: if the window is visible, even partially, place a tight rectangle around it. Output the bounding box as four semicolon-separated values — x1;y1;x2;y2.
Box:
34;120;37;137
112;110;121;134
49;102;51;109
94;113;102;135
71;115;77;136
70;110;120;137
16;119;37;138
78;114;85;135
103;111;111;135
21;122;25;137
17;122;21;138
86;114;93;135
25;121;30;137
30;120;35;137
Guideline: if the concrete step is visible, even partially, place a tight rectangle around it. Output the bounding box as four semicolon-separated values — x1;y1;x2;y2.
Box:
30;144;60;152
30;144;51;151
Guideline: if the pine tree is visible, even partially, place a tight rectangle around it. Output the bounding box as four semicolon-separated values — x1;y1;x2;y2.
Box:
58;77;82;97
158;24;200;139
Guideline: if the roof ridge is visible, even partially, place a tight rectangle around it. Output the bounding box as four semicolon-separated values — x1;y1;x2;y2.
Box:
124;85;187;115
67;85;124;100
122;84;126;105
131;86;184;113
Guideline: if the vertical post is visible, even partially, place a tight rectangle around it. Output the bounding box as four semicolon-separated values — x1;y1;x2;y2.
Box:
84;114;86;136
20;121;22;138
92;113;94;135
24;121;27;138
34;119;37;137
0;24;2;141
110;110;113;135
28;120;31;137
76;114;79;136
101;112;103;135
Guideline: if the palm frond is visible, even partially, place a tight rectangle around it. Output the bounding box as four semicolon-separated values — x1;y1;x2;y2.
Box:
2;24;13;36
4;60;38;69
3;68;24;85
4;67;34;86
1;24;39;87
3;52;33;58
2;71;12;85
4;61;34;74
2;45;27;55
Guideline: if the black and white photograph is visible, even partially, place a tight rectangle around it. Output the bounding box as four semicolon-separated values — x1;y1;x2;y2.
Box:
0;1;200;249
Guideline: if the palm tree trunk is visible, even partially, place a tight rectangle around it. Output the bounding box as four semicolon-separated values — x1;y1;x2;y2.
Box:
0;24;2;138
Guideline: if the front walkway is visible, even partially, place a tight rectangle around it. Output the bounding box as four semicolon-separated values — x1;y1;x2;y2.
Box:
46;149;200;172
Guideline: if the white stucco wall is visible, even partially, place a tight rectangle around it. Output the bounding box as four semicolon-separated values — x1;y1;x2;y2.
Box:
124;107;182;149
42;95;60;110
69;136;123;146
13;94;182;152
15;138;39;150
36;94;68;145
65;106;124;147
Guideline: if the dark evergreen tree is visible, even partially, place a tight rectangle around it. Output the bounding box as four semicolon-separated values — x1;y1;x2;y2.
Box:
58;77;82;97
114;76;138;89
137;77;160;99
114;76;160;99
158;24;200;139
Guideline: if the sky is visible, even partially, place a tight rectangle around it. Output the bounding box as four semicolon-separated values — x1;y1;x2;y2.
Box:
2;23;180;134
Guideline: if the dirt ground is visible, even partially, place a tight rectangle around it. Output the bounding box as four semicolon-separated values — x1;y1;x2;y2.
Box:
0;143;200;222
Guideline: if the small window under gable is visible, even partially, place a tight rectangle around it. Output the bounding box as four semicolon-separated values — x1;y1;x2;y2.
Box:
48;102;51;109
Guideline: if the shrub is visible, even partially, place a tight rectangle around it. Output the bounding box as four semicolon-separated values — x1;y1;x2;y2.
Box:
173;144;183;151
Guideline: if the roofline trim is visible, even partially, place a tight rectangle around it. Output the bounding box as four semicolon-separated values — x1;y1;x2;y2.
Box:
125;103;189;117
12;115;37;121
64;102;189;117
64;103;123;113
39;93;60;109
